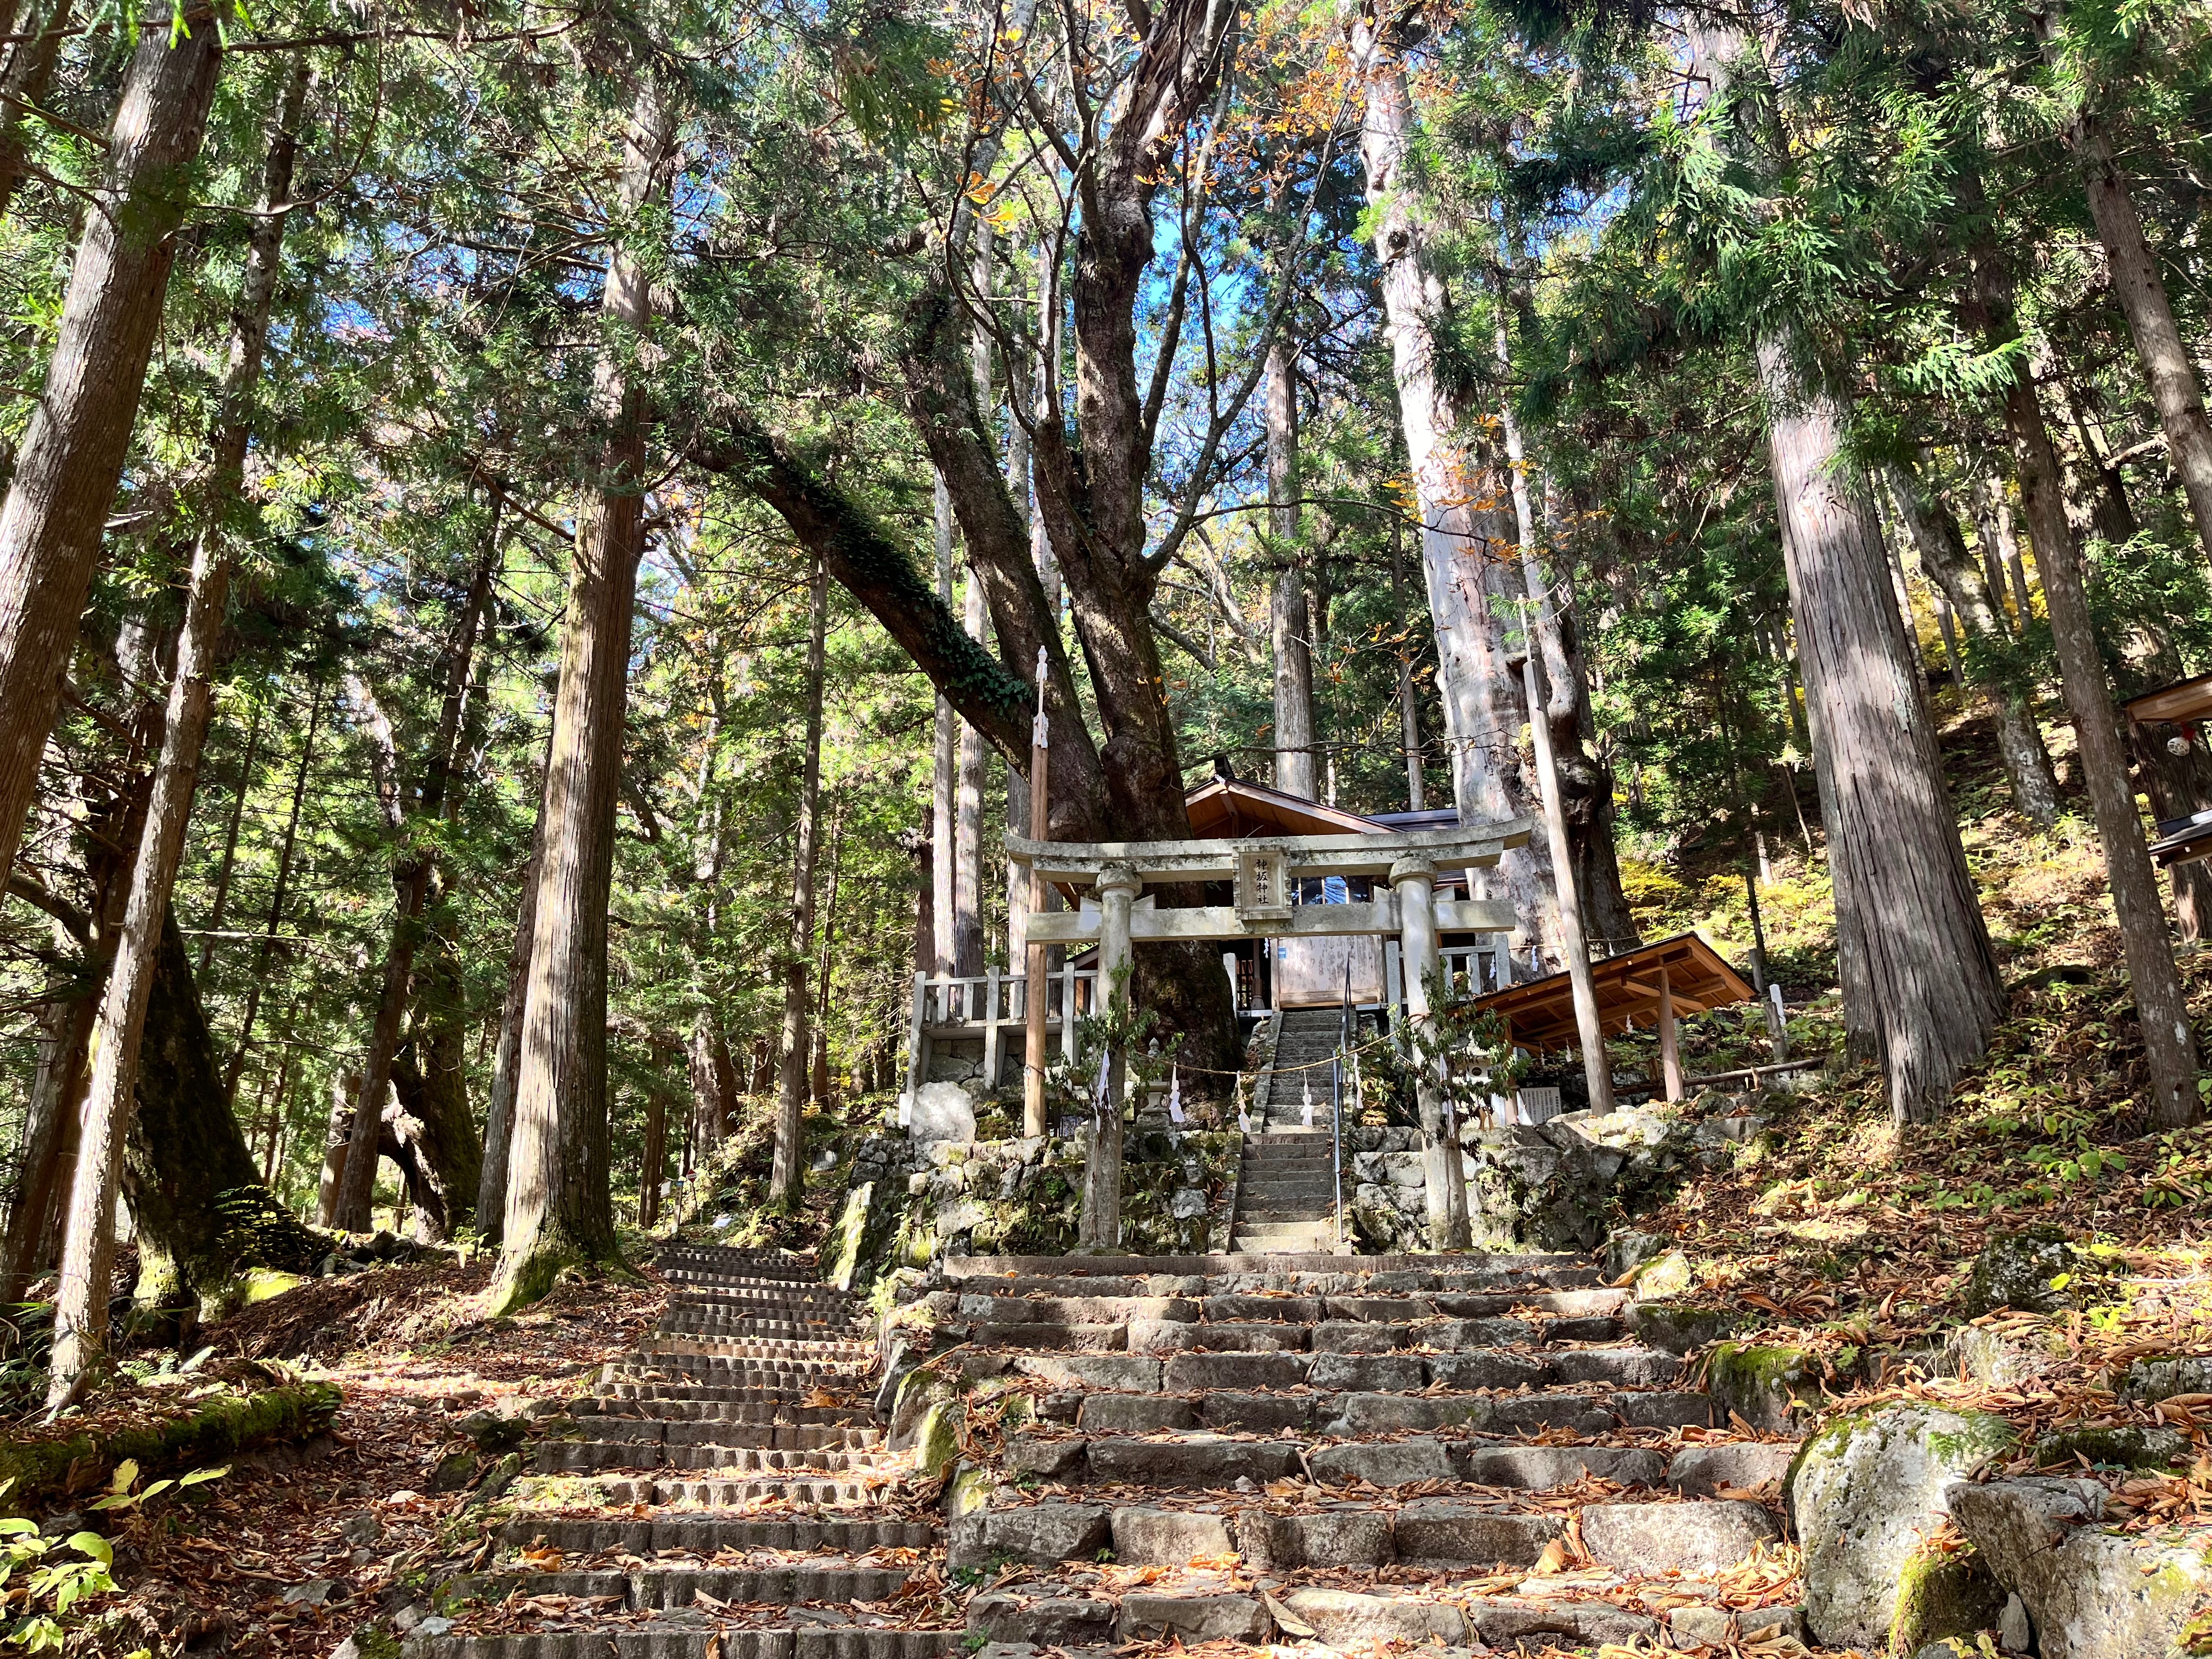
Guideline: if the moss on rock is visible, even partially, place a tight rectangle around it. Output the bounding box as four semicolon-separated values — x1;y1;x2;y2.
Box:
1891;1541;2004;1656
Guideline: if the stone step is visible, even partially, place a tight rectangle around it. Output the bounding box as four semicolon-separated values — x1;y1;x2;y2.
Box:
955;1288;1628;1323
1051;1384;1716;1436
657;1314;868;1339
608;1351;871;1379
951;1493;1782;1575
938;1264;1590;1299
514;1474;899;1508
967;1583;1697;1651
1004;1429;1711;1489
408;1629;958;1659
938;1250;1593;1280
560;1415;882;1449
1232;1229;1338;1254
449;1564;913;1609
501;1516;939;1555
635;1336;874;1362
657;1250;824;1277
536;1441;904;1475
584;1386;874;1421
1235;1206;1335;1223
667;1286;858;1311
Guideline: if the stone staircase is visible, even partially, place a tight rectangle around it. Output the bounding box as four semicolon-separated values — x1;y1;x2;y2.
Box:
1232;1007;1347;1253
927;1250;1810;1651
415;1246;954;1659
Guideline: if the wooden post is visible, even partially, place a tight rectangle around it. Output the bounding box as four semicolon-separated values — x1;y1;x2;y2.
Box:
906;969;928;1099
1392;855;1469;1250
983;964;1002;1093
1083;865;1141;1249
1023;649;1051;1136
1060;962;1079;1062
1658;967;1683;1103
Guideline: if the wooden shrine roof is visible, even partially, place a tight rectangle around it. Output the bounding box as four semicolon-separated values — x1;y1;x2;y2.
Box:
1184;777;1384;839
2123;672;2212;726
1470;932;1755;1054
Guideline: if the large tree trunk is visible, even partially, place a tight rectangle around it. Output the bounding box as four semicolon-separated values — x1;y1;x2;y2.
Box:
1268;338;1316;799
46;59;307;1401
953;572;986;976
687;1012;731;1168
494;80;676;1313
476;740;549;1241
0;11;224;901
770;556;828;1210
0;0;72;222
1686;20;2000;1116
637;1083;666;1228
931;474;958;977
387;1021;481;1244
1968;249;2200;1125
1;916;95;1299
1756;326;2003;1119
1348;12;1557;949
1391;528;1425;811
121;913;326;1309
1881;462;2063;827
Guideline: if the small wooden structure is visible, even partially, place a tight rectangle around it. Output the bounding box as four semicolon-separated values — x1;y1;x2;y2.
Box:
1470;932;1754;1103
2121;673;2212;869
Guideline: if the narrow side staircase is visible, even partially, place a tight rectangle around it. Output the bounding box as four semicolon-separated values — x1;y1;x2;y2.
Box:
415;1246;952;1659
1232;1007;1345;1252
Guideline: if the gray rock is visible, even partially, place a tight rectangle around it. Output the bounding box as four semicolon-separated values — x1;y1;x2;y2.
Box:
1109;1506;1233;1564
1276;1587;1468;1646
1457;1444;1666;1489
1161;1351;1307;1391
1472;1601;1660;1649
1116;1593;1265;1643
283;1581;335;1606
1200;1392;1313;1432
1611;1390;1717;1430
968;1594;1116;1646
1604;1228;1669;1279
1998;1593;2031;1653
1086;1436;1296;1487
1790;1404;2018;1648
1333;1392;1493;1434
1005;1434;1086;1480
1966;1228;2073;1316
1311;1319;1407;1353
1423;1351;1548;1390
1310;1437;1454;1486
1670;1605;1805;1645
1392;1502;1561;1565
1077;1395;1193;1432
1579;1499;1779;1574
429;1449;478;1492
1666;1441;1798;1497
1548;1346;1683;1387
950;1502;1110;1570
1234;1508;1392;1570
339;1512;384;1546
1951;1478;2210;1659
2119;1354;2212;1403
1707;1342;1820;1431
908;1082;977;1143
2029;1424;2190;1471
1627;1302;1740;1354
1311;1352;1427;1392
1949;1325;2058;1389
1010;1354;1161;1391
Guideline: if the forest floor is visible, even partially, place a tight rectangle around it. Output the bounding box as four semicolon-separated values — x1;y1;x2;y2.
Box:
30;698;2212;1654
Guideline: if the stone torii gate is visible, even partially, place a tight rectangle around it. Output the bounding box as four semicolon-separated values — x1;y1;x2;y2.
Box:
1005;816;1533;1248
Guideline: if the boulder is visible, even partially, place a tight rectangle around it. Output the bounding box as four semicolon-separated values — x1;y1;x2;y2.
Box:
1708;1342;1821;1431
1233;1509;1392;1570
1950;1477;2212;1659
2119;1354;2212;1403
1965;1228;2073;1317
1392;1502;1560;1565
1788;1403;2018;1648
1891;1539;2005;1656
2029;1424;2190;1472
1604;1227;1669;1280
909;1082;977;1144
1948;1324;2057;1389
1628;1250;1694;1299
1671;1605;1806;1646
967;1595;1115;1648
